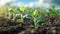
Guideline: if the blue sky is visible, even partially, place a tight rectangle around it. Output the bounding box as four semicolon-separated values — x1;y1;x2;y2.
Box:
0;0;60;8
10;0;51;7
12;0;39;7
17;0;37;4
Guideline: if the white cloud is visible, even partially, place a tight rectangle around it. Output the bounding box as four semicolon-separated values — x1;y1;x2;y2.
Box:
0;0;16;6
26;0;51;7
35;0;51;7
17;0;50;8
10;2;25;7
17;2;24;6
39;0;44;5
0;0;51;8
28;2;34;7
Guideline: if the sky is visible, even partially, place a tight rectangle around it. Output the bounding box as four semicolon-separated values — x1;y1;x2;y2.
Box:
0;0;60;8
11;0;51;7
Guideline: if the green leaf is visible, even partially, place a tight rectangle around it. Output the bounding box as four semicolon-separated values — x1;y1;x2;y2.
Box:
38;17;45;23
17;19;23;24
32;9;38;17
19;6;25;12
26;15;34;20
11;8;17;14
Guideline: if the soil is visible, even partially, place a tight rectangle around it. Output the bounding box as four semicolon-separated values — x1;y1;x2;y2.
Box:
0;17;60;34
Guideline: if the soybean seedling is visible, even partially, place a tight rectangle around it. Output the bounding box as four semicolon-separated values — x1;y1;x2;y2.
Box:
9;8;18;20
29;9;46;28
26;9;39;28
16;6;26;24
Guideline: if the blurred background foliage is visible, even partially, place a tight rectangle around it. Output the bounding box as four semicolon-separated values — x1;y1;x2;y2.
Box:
0;5;60;20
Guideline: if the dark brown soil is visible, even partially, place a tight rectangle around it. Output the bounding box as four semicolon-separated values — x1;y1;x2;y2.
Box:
0;17;25;34
0;17;60;34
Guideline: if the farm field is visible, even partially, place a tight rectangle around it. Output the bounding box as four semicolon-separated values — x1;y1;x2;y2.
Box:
0;0;60;34
0;5;60;34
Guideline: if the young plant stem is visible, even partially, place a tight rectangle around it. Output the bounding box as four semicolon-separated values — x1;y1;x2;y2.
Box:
34;17;38;28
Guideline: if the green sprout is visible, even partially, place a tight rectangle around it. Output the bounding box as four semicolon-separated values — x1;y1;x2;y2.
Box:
25;8;46;28
27;9;39;28
16;6;26;24
48;5;59;17
9;8;18;20
9;6;27;24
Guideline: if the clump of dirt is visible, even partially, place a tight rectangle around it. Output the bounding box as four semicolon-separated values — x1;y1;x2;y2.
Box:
0;17;25;34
